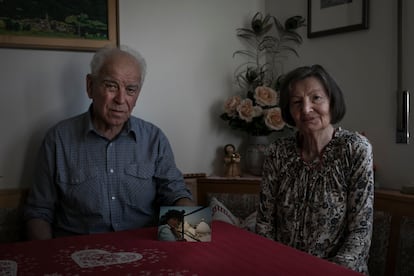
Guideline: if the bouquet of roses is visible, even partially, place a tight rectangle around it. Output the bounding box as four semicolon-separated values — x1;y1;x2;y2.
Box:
220;12;305;136
221;85;285;136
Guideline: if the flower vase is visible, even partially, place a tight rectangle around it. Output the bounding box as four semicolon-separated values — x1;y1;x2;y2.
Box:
245;135;269;176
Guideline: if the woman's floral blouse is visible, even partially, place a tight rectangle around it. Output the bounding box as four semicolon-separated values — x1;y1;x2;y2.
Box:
256;128;374;275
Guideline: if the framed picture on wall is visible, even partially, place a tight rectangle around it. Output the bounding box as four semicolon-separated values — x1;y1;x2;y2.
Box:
307;0;369;38
0;0;118;51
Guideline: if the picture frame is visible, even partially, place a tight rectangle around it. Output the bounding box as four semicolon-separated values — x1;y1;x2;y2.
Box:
0;0;118;51
158;206;212;242
307;0;369;38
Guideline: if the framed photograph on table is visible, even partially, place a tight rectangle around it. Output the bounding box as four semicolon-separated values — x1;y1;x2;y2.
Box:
307;0;369;38
0;0;118;51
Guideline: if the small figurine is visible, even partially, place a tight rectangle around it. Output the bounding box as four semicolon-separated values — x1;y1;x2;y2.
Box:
223;144;241;177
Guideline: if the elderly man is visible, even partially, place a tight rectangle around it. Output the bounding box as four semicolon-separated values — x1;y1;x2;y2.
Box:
24;45;194;240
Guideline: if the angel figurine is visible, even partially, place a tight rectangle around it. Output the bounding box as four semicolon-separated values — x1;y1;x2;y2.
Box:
223;144;241;177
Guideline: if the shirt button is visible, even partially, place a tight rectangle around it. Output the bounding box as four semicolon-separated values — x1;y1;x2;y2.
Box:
111;196;116;200
110;169;114;173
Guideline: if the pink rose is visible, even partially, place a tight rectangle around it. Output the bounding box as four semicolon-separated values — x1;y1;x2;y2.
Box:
223;95;242;117
265;107;285;130
237;99;262;122
254;86;278;106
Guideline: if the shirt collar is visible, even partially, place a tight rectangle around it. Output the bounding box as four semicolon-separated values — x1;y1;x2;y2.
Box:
83;105;137;141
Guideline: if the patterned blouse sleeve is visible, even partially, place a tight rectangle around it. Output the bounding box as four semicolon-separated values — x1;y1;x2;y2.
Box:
330;135;374;274
256;149;277;239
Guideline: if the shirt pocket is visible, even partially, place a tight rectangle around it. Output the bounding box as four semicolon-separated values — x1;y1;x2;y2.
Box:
57;167;101;214
122;163;156;207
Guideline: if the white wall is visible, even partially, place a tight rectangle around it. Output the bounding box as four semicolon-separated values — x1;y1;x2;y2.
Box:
0;0;265;189
119;0;266;176
0;49;92;189
1;0;412;190
268;0;413;189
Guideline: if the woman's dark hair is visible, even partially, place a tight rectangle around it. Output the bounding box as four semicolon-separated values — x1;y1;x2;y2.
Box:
279;64;346;126
159;209;184;225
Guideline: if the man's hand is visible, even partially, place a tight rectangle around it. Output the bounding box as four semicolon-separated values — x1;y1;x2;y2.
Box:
26;218;53;240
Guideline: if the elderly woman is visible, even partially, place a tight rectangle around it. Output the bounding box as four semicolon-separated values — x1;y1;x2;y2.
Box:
256;65;374;274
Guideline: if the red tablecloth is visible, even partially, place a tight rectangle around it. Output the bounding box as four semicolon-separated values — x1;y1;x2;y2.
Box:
0;221;362;275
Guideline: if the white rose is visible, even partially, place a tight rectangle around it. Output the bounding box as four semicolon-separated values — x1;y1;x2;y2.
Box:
265;107;285;130
254;86;278;106
223;95;242;117
237;99;262;122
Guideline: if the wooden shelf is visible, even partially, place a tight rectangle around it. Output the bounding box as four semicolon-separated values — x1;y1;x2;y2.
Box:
0;188;29;208
196;176;261;206
375;189;414;214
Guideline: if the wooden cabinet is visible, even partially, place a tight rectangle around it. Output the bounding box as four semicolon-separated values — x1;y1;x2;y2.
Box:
0;188;28;243
371;189;414;276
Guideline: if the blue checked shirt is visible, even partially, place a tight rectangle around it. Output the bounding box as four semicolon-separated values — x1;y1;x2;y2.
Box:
24;109;192;236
